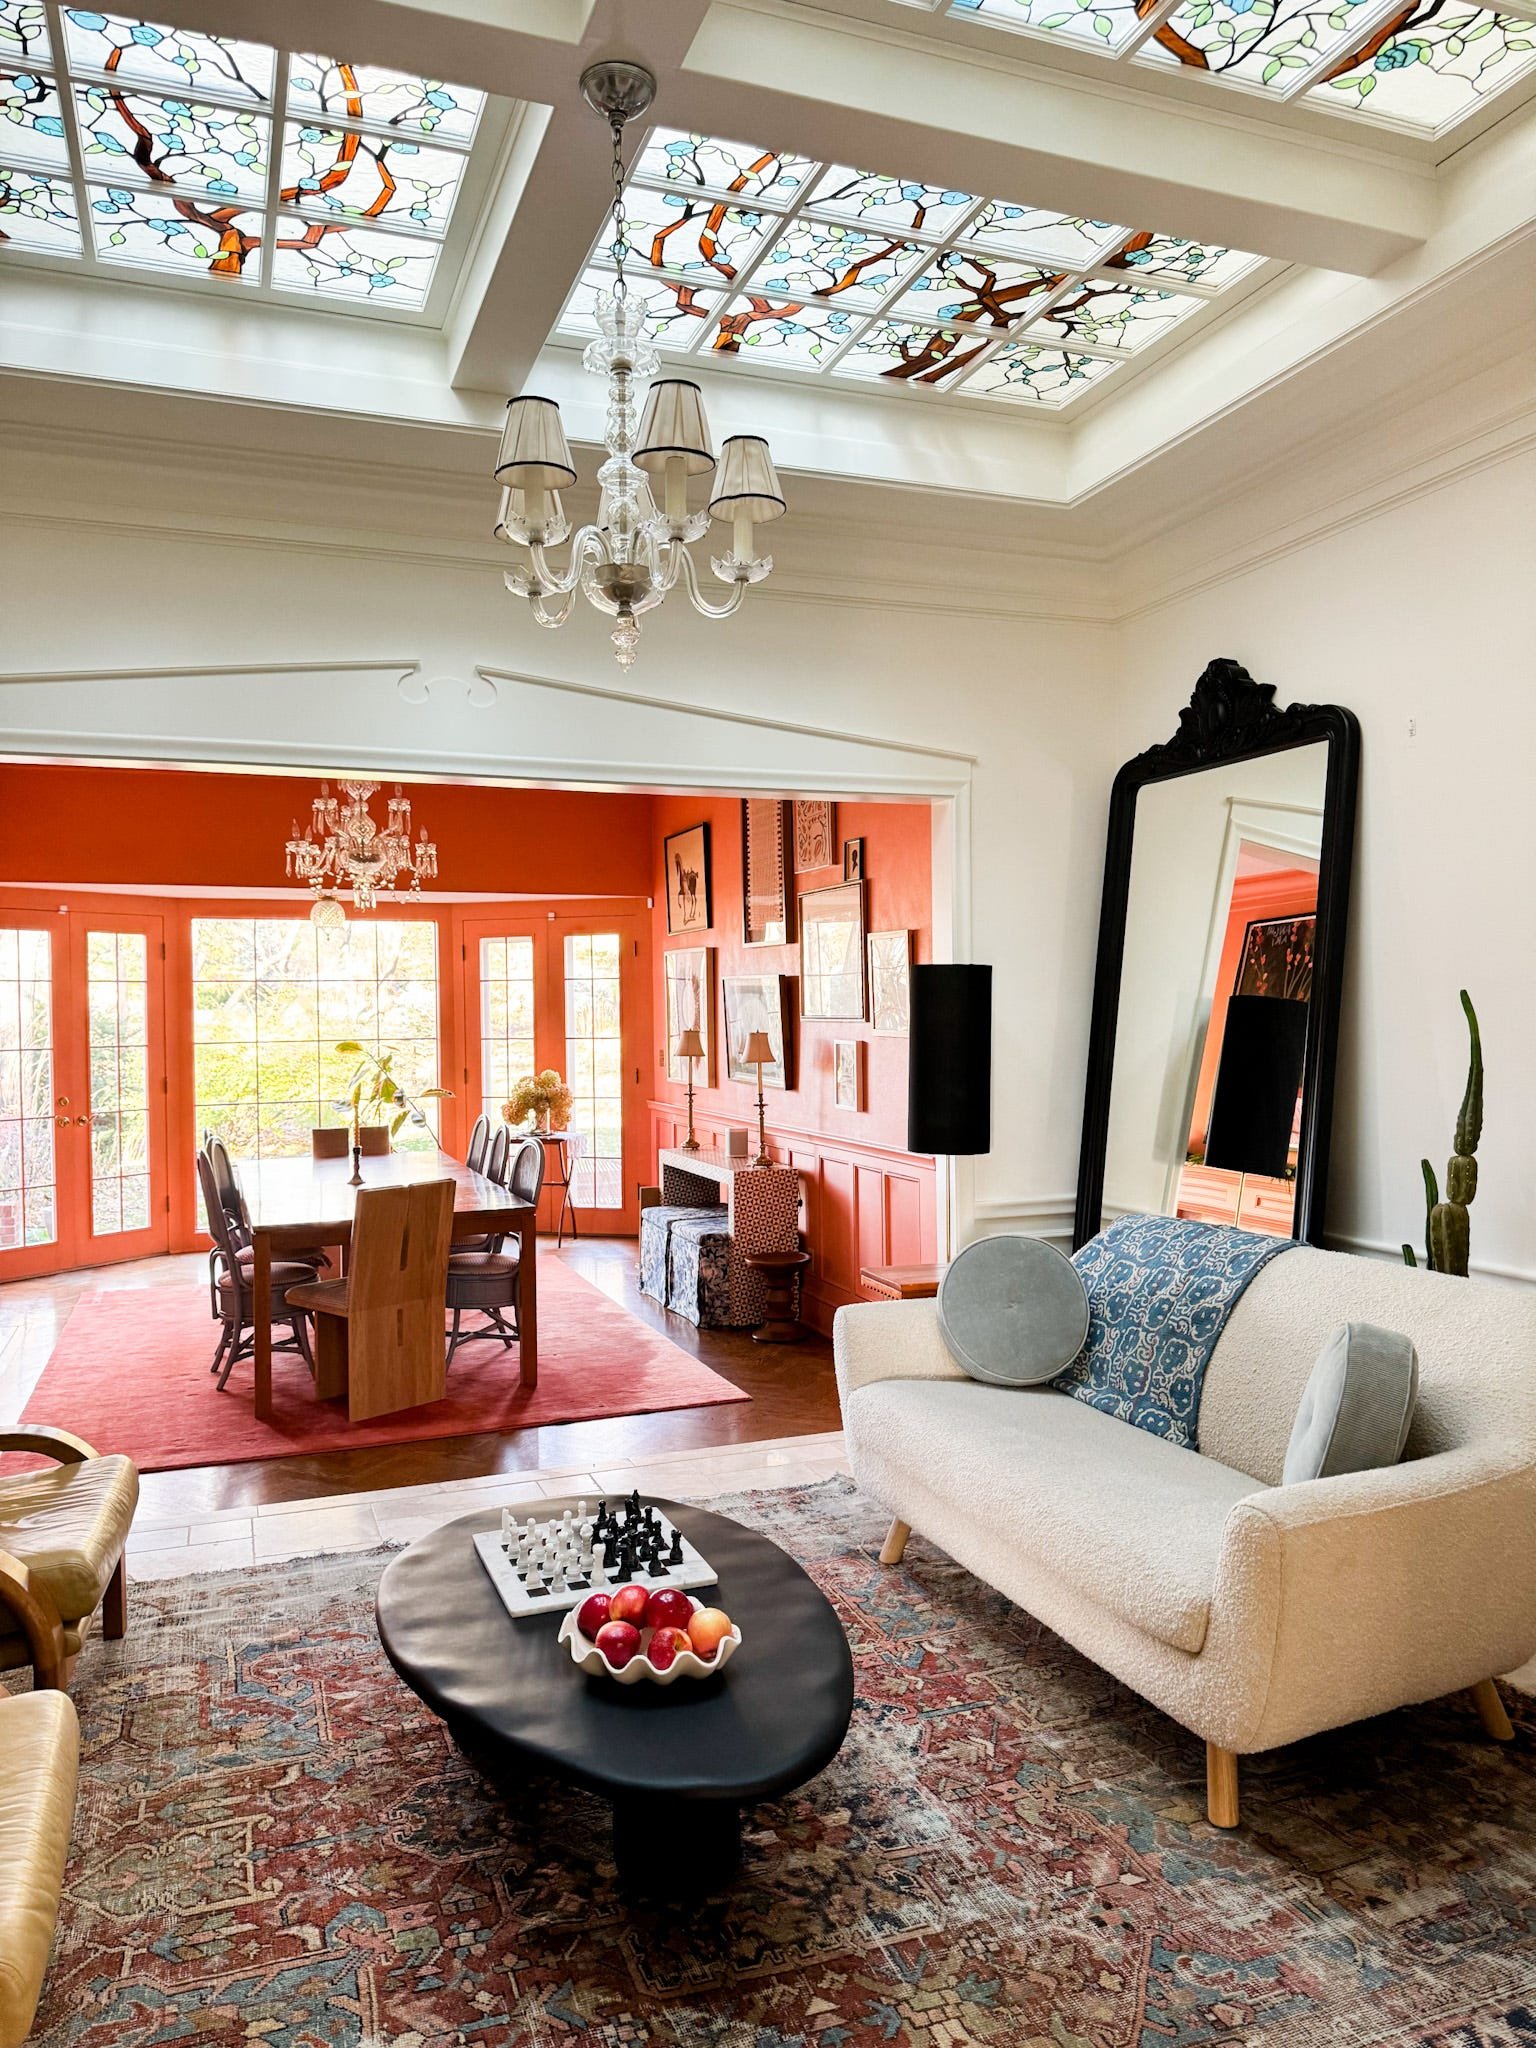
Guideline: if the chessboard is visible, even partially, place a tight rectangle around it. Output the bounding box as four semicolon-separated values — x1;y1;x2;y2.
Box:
472;1492;719;1620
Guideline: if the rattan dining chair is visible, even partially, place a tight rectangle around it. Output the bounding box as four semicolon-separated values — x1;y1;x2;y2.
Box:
201;1136;327;1317
466;1113;491;1174
445;1138;545;1362
197;1151;315;1390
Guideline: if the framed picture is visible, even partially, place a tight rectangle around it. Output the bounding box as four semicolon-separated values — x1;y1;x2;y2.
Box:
664;823;712;936
799;880;866;1019
1237;913;1316;1002
742;799;794;947
842;837;865;883
723;974;791;1090
867;929;912;1035
834;1039;864;1112
664;947;714;1084
793;800;836;872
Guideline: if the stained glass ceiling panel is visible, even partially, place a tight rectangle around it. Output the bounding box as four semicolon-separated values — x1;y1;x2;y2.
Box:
0;8;489;315
552;124;1265;411
895;0;1536;131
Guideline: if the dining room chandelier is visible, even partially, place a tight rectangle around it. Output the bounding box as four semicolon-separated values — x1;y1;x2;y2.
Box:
493;60;787;672
285;780;438;915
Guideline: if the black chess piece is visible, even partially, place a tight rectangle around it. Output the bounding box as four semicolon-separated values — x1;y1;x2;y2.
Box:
628;1490;642;1524
668;1529;684;1567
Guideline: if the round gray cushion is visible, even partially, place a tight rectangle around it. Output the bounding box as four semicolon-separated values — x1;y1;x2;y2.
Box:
1282;1321;1419;1484
937;1235;1090;1388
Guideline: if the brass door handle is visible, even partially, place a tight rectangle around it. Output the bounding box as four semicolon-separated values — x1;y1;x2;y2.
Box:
54;1114;72;1127
74;1115;93;1128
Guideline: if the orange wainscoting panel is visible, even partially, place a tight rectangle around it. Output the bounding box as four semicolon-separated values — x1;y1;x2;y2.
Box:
648;1103;936;1336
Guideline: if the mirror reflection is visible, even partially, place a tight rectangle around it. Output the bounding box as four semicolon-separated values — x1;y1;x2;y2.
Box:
1102;741;1326;1239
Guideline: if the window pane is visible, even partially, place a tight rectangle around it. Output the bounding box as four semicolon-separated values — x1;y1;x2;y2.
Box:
479;935;537;1124
192;916;441;1174
0;931;55;1249
85;928;154;1240
563;932;622;1209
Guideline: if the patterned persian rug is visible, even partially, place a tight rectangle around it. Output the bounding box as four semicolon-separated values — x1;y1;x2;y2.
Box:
21;1477;1536;2047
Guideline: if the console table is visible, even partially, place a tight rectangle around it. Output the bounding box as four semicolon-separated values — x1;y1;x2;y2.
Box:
656;1149;800;1252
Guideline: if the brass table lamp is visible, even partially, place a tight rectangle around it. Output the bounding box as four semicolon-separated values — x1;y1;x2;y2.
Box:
675;1025;705;1152
742;1029;775;1167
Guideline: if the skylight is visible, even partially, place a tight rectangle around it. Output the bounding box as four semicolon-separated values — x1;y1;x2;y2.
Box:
552;132;1264;410
899;0;1536;135
0;5;486;310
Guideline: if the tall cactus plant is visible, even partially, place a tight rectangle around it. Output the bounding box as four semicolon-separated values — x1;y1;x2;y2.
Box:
1402;990;1482;1275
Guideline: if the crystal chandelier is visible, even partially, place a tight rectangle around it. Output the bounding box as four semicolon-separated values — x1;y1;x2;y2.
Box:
494;60;787;671
285;781;438;915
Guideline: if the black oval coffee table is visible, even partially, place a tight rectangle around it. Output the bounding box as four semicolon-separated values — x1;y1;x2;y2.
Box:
375;1496;854;1893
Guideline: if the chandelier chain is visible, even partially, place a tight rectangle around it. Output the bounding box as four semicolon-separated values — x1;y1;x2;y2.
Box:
608;114;628;302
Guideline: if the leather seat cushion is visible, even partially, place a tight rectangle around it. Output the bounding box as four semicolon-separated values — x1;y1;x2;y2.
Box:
849;1379;1262;1653
448;1253;520;1275
0;1454;139;1622
218;1262;321;1305
235;1245;327;1270
0;1691;79;2048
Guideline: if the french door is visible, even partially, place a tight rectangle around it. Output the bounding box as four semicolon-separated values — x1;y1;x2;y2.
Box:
460;913;647;1236
0;910;170;1282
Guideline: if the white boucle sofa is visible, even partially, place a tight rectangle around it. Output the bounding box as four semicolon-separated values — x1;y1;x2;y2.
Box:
834;1245;1536;1827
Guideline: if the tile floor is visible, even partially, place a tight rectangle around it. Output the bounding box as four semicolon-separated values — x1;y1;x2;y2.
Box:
124;1432;853;1578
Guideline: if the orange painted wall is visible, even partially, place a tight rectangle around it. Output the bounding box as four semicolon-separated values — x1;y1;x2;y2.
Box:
0;764;655;897
649;796;937;1329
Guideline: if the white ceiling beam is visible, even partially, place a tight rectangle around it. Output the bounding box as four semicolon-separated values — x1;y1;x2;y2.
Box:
444;0;715;395
672;2;1431;274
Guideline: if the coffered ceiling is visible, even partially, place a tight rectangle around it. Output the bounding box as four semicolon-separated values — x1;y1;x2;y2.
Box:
0;0;1530;527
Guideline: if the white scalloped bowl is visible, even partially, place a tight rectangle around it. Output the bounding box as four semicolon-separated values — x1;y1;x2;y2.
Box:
557;1595;742;1686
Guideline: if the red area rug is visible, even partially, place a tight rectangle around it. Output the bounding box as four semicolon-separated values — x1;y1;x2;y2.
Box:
15;1254;746;1471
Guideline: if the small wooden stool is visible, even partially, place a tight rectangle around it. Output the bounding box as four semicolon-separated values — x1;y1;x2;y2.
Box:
744;1248;812;1343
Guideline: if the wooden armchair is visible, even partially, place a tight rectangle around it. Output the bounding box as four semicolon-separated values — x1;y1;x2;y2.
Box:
0;1425;138;1691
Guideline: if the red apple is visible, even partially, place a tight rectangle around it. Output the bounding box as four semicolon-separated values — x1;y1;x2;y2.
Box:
687;1607;734;1661
609;1583;650;1626
575;1593;612;1641
594;1620;641;1669
644;1587;695;1633
645;1626;692;1672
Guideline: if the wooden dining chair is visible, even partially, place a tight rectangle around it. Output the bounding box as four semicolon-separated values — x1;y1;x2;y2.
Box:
311;1127;348;1160
466;1112;491;1174
197;1151;315;1390
446;1139;545;1362
287;1180;454;1422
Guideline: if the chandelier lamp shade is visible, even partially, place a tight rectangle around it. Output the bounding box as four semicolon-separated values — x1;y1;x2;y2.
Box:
493;59;788;671
284;781;439;915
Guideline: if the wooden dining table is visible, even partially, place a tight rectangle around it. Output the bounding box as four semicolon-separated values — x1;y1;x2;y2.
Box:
242;1150;538;1423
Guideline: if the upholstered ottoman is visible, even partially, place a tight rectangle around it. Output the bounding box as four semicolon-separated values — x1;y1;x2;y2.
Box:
666;1213;778;1329
640;1204;727;1305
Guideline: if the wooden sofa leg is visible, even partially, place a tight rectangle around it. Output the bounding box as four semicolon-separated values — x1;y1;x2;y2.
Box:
879;1518;910;1565
103;1555;127;1641
1206;1743;1240;1828
1470;1678;1515;1742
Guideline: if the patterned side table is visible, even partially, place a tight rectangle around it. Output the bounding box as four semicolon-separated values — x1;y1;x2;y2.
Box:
656;1150;801;1326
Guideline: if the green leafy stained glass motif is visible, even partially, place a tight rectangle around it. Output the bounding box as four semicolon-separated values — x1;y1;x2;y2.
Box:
75;85;269;196
87;179;261;276
1137;0;1385;83
709;294;860;366
61;12;274;102
0;158;79;248
1026;276;1203;350
950;0;1148;49
1306;3;1536;125
962;341;1121;404
891;246;1063;328
831;319;991;384
962;201;1125;267
0;5;50;65
269;214;438;304
805;165;978;238
630;127;815;204
287;55;483;143
1103;230;1260;289
610;180;775;286
1;66;67;165
557;266;721;346
752;216;925;308
280;124;464;234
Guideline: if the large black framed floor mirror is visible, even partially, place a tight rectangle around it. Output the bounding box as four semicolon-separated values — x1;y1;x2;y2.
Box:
1074;659;1360;1251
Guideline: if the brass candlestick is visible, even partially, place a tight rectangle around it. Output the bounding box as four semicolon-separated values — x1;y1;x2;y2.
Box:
675;1026;704;1152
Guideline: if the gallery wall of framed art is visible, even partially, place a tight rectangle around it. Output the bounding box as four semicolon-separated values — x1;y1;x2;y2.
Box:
650;793;933;1156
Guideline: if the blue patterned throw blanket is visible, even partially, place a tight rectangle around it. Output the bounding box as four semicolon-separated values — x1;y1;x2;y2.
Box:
1054;1214;1296;1449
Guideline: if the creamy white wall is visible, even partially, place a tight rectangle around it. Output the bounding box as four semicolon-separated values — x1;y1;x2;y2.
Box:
1112;444;1536;1282
0;497;1119;1248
